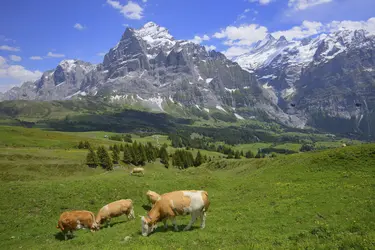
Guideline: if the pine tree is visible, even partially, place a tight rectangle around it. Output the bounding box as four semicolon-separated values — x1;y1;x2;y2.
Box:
119;144;124;152
102;147;113;170
113;144;120;154
159;146;169;165
86;147;99;168
84;141;91;149
123;144;133;164
131;141;139;165
109;145;113;151
78;141;85;149
194;150;203;167
96;146;113;170
112;148;120;164
240;150;244;157
235;150;241;159
139;144;147;166
245;150;254;158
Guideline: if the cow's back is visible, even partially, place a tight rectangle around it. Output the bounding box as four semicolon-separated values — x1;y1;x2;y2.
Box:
159;190;208;215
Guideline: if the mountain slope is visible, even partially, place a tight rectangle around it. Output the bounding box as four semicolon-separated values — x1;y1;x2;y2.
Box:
0;22;303;128
234;29;375;137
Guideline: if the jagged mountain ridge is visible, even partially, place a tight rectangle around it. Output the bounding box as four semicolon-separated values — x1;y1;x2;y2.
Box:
0;22;303;128
233;29;375;137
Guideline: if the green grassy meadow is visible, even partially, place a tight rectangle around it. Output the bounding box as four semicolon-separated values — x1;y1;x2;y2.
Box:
0;126;374;249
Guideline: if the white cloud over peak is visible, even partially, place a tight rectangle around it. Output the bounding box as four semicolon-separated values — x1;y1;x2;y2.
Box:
0;45;20;52
288;0;332;10
249;0;272;5
47;52;65;58
213;24;268;46
74;23;86;30
107;0;143;20
328;17;375;34
9;55;22;62
222;46;250;58
0;56;42;92
190;34;210;44
205;45;217;51
271;20;324;40
97;52;106;56
30;56;43;60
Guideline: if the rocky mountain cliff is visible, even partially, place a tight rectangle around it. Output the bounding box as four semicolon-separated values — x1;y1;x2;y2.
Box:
234;29;375;138
0;22;303;128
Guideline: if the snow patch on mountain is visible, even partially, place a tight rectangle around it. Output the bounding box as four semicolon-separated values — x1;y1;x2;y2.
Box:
234;113;245;120
216;105;227;113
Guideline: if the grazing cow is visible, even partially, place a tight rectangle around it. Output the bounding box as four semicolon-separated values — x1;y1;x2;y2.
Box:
130;167;144;175
146;190;161;205
140;190;210;236
96;199;135;228
56;210;99;240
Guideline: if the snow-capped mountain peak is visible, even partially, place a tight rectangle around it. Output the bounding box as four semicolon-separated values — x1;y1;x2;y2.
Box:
134;21;176;50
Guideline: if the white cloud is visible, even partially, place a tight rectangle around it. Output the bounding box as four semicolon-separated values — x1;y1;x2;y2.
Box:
272;18;375;40
47;52;65;58
0;56;42;92
30;56;43;60
74;23;86;30
328;17;375;34
222;47;250;58
97;52;106;56
190;34;210;44
0;45;20;52
272;20;324;40
107;0;143;20
249;0;272;5
213;24;268;46
9;55;22;62
288;0;332;10
142;0;147;2
205;45;217;51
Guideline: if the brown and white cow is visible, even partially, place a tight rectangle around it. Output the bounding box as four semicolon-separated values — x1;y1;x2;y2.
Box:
96;199;135;228
146;190;161;205
56;210;99;240
140;190;210;236
130;167;144;175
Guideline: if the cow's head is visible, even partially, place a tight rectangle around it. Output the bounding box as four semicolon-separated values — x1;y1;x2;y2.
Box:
90;222;100;232
140;216;156;236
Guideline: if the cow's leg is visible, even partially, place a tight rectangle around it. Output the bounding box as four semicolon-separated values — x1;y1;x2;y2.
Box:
171;217;179;231
163;219;168;230
183;212;199;231
200;211;207;229
63;232;68;241
106;219;111;228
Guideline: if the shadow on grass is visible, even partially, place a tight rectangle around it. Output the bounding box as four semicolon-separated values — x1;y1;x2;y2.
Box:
54;232;72;241
142;204;152;211
139;225;201;236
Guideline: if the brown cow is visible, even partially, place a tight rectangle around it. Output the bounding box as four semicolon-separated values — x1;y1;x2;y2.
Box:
56;210;99;240
140;190;210;236
96;199;135;228
146;190;161;205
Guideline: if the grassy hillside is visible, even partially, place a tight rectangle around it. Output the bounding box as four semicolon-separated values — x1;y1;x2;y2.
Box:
0;127;374;249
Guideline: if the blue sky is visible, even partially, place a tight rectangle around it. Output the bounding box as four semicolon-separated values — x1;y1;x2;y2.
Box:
0;0;374;92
